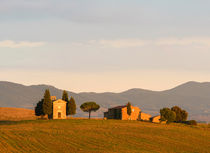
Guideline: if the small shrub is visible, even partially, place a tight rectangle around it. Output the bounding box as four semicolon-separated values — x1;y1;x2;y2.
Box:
184;120;197;125
189;120;197;125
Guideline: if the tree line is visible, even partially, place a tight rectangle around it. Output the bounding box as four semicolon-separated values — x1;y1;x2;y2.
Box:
35;89;100;119
160;106;197;125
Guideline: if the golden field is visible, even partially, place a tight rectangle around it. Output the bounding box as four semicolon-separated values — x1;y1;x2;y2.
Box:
0;107;36;121
0;119;209;153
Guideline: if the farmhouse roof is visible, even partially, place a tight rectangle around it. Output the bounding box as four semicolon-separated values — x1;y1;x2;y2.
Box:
110;105;127;109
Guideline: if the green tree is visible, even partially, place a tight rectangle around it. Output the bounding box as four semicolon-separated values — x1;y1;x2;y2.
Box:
35;99;45;118
160;107;176;123
43;89;53;119
62;90;69;102
68;97;76;116
171;106;188;122
80;102;100;119
181;110;188;121
127;102;132;116
160;108;170;121
171;106;182;122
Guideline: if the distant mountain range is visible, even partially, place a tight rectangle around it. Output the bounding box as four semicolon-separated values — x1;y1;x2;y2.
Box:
0;81;209;122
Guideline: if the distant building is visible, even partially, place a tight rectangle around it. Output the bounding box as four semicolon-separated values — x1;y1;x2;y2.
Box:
104;105;141;120
104;104;161;123
139;112;151;121
51;96;67;119
150;115;161;123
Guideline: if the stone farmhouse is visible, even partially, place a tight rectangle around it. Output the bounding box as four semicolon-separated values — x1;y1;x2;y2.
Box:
51;96;67;119
104;105;141;120
104;104;160;123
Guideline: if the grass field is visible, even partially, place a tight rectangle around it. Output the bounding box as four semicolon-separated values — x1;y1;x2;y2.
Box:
0;119;209;153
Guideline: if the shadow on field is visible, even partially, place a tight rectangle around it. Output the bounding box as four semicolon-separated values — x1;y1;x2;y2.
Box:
0;120;37;125
0;120;19;125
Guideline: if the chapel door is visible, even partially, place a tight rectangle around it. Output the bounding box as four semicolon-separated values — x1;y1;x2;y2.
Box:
58;112;61;118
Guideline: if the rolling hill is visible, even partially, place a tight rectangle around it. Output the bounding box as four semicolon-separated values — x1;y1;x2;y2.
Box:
0;81;210;122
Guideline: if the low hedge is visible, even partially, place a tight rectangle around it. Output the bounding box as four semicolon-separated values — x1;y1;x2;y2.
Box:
182;120;197;125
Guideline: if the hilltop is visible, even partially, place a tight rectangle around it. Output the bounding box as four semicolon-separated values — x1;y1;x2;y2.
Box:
0;81;210;122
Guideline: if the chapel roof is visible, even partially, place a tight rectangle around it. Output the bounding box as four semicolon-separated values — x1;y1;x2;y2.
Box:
53;99;67;103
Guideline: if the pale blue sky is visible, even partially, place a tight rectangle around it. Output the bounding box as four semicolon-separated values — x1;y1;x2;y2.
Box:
1;0;210;92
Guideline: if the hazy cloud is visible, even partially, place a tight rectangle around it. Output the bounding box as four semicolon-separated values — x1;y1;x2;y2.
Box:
70;37;210;48
98;39;147;48
0;40;46;48
155;37;210;46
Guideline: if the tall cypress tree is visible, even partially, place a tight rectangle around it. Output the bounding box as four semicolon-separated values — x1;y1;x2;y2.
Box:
43;89;52;118
127;102;132;116
62;90;70;115
62;90;69;102
68;97;76;116
35;99;45;118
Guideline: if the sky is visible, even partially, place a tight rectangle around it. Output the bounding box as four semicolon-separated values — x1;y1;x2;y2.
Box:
1;0;210;92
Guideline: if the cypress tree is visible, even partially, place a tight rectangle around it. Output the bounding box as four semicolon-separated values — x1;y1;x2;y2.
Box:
62;90;69;102
127;102;132;116
62;90;70;115
43;89;52;118
35;99;45;118
68;97;76;116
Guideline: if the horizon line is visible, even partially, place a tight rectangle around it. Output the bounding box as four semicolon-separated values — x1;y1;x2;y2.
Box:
0;80;209;94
